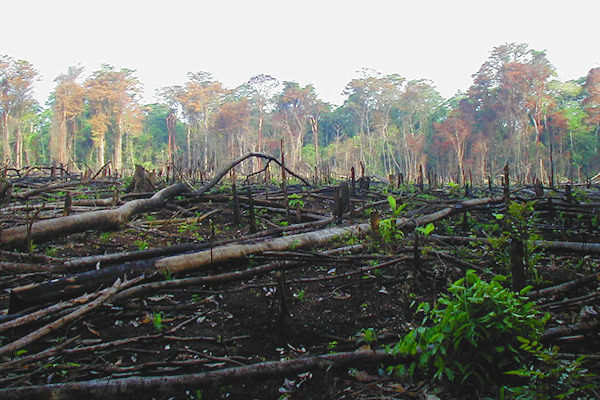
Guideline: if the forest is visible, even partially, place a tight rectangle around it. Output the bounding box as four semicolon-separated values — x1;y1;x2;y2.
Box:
0;42;598;183
0;42;599;400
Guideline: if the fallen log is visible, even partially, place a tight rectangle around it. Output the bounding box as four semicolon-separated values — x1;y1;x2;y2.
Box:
528;273;599;299
8;260;154;312
542;318;600;341
8;195;504;312
110;244;365;303
0;349;405;400
0;183;189;247
431;234;600;254
0;152;308;248
0;278;125;358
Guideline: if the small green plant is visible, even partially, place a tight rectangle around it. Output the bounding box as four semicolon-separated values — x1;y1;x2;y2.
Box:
388;195;408;216
489;201;542;281
161;268;173;281
378;218;404;243
152;311;165;332
178;222;199;233
13;349;28;357
340;231;360;246
27;240;37;253
505;338;597;399
99;232;111;243
377;195;409;244
288;193;305;209
415;222;435;236
357;327;377;345
294;288;306;301
134;239;149;251
387;270;548;386
447;181;462;197
144;215;157;222
191;294;203;303
327;341;338;352
45;246;58;257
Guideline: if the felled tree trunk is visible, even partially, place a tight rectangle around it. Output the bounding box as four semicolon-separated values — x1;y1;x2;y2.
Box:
0;350;405;400
0;183;189;247
9;195;504;312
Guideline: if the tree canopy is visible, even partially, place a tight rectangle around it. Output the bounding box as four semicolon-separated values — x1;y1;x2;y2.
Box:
1;43;599;182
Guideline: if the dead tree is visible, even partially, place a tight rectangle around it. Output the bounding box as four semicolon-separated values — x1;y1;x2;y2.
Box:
332;181;350;222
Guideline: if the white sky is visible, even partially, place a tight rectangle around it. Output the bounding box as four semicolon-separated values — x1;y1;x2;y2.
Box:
2;0;599;106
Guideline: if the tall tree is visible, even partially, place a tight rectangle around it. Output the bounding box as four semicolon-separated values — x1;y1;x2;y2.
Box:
49;66;85;166
174;72;226;171
468;43;555;179
435;105;471;178
85;65;141;170
245;74;278;170
0;55;38;167
215;98;250;161
273;82;322;170
583;67;600;142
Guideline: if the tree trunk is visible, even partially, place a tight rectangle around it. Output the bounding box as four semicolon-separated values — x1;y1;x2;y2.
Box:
166;111;177;166
310;116;320;176
14;125;22;169
113;116;122;172
257;111;263;171
97;134;105;168
0;350;404;400
1;113;10;164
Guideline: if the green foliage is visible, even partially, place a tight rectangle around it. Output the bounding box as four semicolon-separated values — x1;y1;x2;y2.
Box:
134;239;149;251
288;193;305;209
45;247;58;257
447;182;462;197
327;341;338;352
387;270;548;387
415;222;435;236
161;268;173;281
178;221;199;233
340;231;360;246
151;311;165;332
376;195;410;244
387;195;407;216
27;240;37;253
294;288;306;301
99;232;112;243
357;327;377;345
489;201;543;281
504;338;597;399
378;218;404;243
13;349;28;357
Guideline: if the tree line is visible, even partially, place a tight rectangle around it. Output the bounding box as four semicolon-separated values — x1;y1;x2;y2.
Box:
1;42;598;182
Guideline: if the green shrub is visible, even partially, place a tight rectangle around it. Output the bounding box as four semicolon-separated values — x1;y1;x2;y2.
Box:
387;270;549;386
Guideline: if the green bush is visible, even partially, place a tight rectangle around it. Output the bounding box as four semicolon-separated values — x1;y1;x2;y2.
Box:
387;270;549;386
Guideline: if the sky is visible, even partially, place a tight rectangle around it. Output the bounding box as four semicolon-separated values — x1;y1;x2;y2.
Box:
2;0;599;107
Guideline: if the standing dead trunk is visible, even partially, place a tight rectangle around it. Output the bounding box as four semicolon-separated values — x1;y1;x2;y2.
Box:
166;111;177;166
1;113;10;164
310;116;320;178
14;125;23;169
113;116;123;172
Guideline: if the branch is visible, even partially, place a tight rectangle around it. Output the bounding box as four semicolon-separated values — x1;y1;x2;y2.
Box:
0;350;407;400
